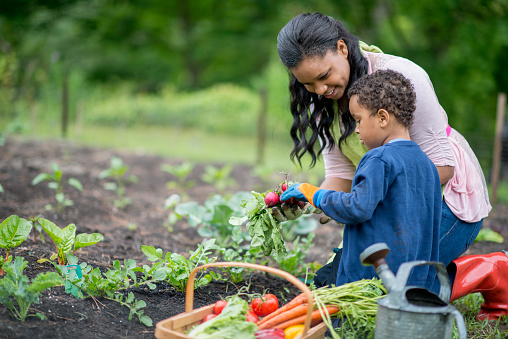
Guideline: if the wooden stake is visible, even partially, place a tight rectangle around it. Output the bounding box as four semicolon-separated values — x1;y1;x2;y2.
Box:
490;92;507;203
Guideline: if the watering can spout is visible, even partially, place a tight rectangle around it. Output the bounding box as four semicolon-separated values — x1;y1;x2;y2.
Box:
360;243;396;292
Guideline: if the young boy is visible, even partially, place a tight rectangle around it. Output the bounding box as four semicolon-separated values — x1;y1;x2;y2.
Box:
281;69;442;293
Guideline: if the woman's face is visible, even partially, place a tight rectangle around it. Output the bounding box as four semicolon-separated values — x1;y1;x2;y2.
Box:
290;40;350;100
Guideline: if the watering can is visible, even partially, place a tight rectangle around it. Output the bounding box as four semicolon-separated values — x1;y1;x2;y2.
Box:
359;243;467;339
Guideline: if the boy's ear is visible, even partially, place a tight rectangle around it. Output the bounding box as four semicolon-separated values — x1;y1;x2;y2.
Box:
377;109;390;127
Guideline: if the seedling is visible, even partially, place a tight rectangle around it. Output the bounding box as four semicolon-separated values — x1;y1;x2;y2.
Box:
38;218;104;265
31;162;83;213
141;239;218;292
59;254;168;326
201;164;237;194
99;156;138;209
0;215;32;275
28;216;45;243
0;256;63;321
161;161;196;199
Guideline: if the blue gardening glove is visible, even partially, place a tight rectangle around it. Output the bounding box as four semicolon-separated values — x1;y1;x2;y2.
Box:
280;183;327;209
280;183;307;202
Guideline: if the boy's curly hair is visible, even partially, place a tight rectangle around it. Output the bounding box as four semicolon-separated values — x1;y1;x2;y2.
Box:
347;69;416;127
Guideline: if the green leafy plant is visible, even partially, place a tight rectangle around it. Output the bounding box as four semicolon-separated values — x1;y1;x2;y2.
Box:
274;234;318;279
99;156;138;209
474;228;504;243
229;191;287;261
0;183;3;193
163;193;182;231
175;191;252;247
0;256;63;321
161;161;196;198
216;227;266;284
141;239;218;292
59;254;165;326
0;215;32;275
31;162;83;213
201;164;237;194
38;218;104;265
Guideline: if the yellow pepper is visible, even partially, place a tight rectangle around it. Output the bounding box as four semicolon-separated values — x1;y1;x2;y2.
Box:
284;324;305;339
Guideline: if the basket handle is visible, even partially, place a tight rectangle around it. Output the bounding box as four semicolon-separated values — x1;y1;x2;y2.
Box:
185;262;314;336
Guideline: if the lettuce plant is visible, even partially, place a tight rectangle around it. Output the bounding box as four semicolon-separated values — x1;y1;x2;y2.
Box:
0;215;32;275
0;256;63;321
38;218;104;265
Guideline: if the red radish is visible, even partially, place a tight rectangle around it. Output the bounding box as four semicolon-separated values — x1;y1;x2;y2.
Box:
264;192;280;207
281;182;288;192
297;201;305;208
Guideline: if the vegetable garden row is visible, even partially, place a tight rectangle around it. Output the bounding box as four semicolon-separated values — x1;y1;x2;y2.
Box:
1;139;507;338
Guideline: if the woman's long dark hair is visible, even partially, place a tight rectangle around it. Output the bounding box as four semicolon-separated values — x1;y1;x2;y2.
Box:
277;12;368;167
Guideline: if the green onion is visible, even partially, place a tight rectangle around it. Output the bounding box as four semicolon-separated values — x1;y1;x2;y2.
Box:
312;278;386;338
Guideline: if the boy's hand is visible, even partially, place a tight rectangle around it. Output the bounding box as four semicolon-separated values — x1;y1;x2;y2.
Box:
280;183;324;208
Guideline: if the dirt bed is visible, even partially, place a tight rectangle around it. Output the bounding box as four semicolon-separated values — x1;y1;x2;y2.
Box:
0;137;507;338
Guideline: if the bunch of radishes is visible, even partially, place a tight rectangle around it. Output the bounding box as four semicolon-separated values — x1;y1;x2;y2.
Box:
263;181;305;209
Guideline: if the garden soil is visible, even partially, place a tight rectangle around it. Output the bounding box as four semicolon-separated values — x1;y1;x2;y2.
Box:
0;137;507;339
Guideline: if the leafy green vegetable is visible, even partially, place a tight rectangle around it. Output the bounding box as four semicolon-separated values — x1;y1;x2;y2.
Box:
187;295;257;339
0;215;32;274
230;191;287;260
0;256;63;321
141;239;217;292
38;218;104;265
312;278;386;339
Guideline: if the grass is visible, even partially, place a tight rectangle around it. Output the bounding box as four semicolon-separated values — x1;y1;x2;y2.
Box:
452;293;508;338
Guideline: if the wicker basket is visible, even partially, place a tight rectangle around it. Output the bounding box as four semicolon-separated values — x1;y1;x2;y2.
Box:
154;262;327;339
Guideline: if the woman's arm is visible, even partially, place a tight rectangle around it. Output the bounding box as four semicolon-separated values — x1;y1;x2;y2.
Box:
436;165;454;185
320;177;352;193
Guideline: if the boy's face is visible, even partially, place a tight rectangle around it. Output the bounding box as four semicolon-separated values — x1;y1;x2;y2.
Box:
350;95;386;150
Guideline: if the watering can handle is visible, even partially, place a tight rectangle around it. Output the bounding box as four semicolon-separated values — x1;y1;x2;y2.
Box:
452;309;467;339
391;260;451;303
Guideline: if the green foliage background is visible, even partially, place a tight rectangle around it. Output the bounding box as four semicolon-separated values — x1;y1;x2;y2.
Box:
0;0;507;173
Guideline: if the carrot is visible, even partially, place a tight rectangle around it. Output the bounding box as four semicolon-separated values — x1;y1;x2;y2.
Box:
256;292;307;326
274;306;340;330
256;304;310;330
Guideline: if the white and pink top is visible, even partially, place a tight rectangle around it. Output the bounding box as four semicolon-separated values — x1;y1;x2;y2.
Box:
322;51;491;222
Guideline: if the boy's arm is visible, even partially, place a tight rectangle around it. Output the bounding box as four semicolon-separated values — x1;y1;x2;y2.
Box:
282;157;389;224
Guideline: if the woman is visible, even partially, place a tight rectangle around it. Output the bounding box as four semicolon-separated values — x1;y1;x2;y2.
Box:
277;12;506;321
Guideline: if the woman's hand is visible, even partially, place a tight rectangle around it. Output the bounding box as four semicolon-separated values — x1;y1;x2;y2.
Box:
271;202;322;223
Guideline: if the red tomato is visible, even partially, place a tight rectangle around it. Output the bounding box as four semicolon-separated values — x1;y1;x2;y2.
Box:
213;300;228;315
202;313;217;323
246;310;259;322
251;294;279;317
